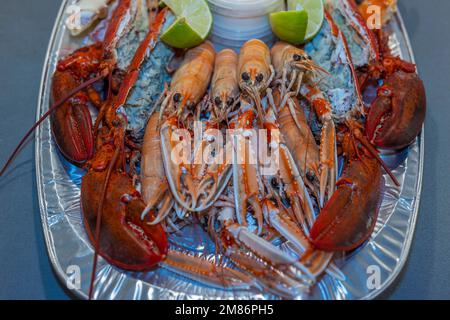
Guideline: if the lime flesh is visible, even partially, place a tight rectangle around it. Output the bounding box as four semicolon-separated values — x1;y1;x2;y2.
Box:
287;0;324;42
161;0;213;49
270;10;308;45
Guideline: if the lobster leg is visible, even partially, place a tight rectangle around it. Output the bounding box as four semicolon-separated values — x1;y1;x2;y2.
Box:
319;119;338;207
215;189;320;291
225;248;308;298
220;205;311;296
228;110;266;234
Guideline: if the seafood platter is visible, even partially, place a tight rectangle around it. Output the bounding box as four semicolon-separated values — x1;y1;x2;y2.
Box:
0;0;426;299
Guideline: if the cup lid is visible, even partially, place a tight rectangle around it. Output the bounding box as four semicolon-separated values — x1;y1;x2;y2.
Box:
207;0;284;18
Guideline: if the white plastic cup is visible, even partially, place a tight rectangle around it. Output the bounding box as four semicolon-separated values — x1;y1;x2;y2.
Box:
207;0;285;52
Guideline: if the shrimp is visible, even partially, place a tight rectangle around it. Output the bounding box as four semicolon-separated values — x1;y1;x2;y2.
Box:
141;112;173;225
159;42;232;212
270;41;337;208
271;41;327;98
270;88;321;197
238;39;274;125
159;41;216;122
211;49;239;122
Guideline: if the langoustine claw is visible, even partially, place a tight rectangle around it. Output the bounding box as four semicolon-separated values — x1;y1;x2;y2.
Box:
162;250;258;291
159;42;234;212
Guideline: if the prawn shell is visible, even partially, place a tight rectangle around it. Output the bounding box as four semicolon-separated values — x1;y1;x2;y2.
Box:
171;41;216;106
238;39;271;84
212;49;239;102
141;112;167;206
271;41;306;78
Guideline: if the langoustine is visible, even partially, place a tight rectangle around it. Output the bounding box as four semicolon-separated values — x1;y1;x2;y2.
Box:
211;49;240;123
271;40;339;207
159;42;233;213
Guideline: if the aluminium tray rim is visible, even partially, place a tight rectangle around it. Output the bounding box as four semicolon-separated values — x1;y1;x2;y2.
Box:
362;10;424;300
35;0;425;300
35;0;88;300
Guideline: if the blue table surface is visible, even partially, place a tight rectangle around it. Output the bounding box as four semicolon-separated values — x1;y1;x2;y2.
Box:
1;0;449;300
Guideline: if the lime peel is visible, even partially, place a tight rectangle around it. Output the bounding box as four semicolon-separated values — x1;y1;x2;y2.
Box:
270;10;309;45
161;0;213;49
287;0;324;42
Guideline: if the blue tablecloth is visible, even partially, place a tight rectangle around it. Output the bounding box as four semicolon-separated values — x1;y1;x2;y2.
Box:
0;0;449;299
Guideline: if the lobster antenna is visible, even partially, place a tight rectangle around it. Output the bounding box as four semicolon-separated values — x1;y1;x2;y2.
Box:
88;144;121;300
0;73;106;177
355;131;401;187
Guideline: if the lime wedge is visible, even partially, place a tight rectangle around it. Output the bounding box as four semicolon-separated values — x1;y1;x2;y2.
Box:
161;0;213;49
270;10;308;45
161;17;205;49
287;0;324;42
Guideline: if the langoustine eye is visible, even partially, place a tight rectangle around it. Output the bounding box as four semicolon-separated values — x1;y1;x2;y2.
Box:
293;54;303;61
173;93;182;103
256;73;264;82
241;72;250;81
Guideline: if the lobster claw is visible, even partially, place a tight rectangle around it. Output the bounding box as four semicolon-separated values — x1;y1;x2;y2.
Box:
81;169;168;270
49;42;107;164
310;158;383;252
160;118;232;212
366;71;426;150
50;68;97;164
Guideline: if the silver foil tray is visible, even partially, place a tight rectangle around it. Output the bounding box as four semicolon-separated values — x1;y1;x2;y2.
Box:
36;0;424;300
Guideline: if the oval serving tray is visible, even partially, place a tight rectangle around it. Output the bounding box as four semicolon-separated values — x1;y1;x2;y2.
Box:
36;0;424;300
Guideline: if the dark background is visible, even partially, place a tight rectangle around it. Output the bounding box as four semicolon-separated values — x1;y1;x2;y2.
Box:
0;0;449;299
